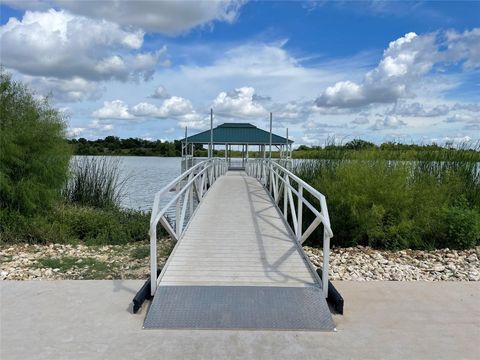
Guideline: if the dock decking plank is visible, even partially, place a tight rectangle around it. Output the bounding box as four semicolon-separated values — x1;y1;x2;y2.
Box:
158;171;318;288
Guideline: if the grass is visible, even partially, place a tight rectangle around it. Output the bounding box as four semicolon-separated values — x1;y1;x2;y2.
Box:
130;240;175;260
292;146;480;250
159;240;175;257
292;141;480;162
35;256;115;279
130;245;150;259
63;156;127;209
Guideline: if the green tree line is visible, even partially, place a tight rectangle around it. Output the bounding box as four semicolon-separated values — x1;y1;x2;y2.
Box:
69;137;185;157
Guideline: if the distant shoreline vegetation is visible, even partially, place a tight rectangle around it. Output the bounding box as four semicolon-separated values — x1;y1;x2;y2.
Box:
69;136;480;161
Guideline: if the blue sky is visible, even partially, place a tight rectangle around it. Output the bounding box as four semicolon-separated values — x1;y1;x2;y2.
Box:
1;1;479;146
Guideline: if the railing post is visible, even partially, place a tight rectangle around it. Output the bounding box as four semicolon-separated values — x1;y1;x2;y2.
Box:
150;225;157;296
199;169;205;198
297;184;303;241
188;173;194;217
320;195;332;298
283;172;287;220
269;163;273;194
323;231;330;298
175;182;181;237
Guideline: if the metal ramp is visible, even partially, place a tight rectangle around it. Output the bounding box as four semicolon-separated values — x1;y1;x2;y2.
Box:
145;160;335;331
144;286;334;330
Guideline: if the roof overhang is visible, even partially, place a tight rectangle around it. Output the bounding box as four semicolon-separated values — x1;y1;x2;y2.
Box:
181;123;294;145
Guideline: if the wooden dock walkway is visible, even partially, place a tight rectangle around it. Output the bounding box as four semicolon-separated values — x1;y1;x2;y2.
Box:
159;171;318;287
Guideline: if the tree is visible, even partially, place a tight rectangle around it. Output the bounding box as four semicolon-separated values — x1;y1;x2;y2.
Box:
344;139;376;150
0;70;71;214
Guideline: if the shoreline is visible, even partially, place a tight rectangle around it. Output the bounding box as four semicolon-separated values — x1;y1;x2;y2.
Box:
1;242;478;282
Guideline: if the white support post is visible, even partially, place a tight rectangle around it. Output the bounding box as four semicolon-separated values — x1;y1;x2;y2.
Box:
189;173;194;216
209;109;213;158
150;226;157;296
320;195;331;298
269;112;272;159
297;184;303;241
286;128;289;160
175;182;181;237
283;172;287;220
322;231;330;298
269;163;273;194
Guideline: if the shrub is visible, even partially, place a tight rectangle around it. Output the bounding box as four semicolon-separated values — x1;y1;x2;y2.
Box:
0;70;71;214
0;208;73;244
431;206;480;249
0;205;160;245
294;152;480;250
57;205;151;245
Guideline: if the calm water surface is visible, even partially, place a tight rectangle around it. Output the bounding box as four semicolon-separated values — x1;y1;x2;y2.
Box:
113;156;182;211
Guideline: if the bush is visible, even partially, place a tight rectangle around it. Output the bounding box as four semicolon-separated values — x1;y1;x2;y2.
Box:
0;205;162;245
294;153;480;250
0;208;72;244
431;206;480;249
0;70;71;214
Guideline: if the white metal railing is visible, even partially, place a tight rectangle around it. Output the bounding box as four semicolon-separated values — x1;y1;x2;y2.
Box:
246;159;333;297
149;158;227;295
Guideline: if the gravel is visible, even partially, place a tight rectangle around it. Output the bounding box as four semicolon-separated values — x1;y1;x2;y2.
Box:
1;242;479;281
0;240;173;281
304;246;480;281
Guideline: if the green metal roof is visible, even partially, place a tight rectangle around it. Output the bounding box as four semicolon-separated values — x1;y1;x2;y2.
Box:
182;123;293;145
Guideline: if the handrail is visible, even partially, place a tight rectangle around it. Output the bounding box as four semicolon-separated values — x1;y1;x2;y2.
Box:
149;157;227;295
246;159;333;298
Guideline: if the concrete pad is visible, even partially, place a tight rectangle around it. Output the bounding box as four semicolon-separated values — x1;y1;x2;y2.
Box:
1;280;479;360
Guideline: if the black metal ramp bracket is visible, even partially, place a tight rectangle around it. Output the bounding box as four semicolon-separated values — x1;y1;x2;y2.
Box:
316;268;344;315
132;268;162;314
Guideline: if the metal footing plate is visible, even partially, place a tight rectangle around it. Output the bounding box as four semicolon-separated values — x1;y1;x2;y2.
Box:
144;285;335;331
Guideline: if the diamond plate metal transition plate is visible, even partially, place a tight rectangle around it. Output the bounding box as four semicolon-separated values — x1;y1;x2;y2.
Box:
144;286;335;331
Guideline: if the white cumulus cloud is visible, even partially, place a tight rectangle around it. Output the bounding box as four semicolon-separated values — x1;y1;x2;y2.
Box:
131;96;195;117
92;100;133;120
316;29;480;108
212;87;268;118
0;9;152;80
0;8;167;101
66;127;85;138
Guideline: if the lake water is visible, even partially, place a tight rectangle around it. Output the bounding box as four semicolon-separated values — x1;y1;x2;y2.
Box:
108;156;183;211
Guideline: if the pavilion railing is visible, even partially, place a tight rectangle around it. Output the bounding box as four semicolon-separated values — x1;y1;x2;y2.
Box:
149;158;227;295
246;159;333;297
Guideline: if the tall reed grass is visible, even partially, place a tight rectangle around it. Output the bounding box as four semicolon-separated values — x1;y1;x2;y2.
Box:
63;156;127;209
